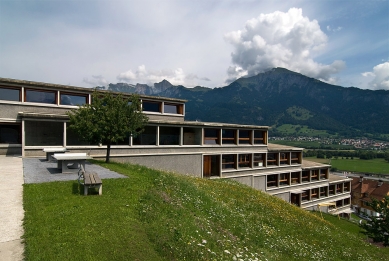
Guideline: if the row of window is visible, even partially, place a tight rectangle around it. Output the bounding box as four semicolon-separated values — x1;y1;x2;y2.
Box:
0;86;184;115
204;129;266;145
266;169;329;188
222;152;301;170
291;184;351;206
0;122;268;148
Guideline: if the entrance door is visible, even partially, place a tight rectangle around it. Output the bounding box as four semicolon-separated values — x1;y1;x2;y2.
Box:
203;155;211;178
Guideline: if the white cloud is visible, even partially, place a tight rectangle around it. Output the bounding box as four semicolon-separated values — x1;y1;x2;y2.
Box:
326;25;343;32
224;8;345;83
117;65;209;87
362;62;389;90
83;75;108;87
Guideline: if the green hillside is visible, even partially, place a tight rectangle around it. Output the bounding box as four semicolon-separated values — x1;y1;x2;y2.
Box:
23;161;388;260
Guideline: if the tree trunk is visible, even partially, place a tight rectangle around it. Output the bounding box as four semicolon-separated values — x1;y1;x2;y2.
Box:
106;142;111;163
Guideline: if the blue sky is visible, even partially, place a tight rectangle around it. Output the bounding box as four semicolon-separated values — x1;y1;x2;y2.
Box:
0;0;388;90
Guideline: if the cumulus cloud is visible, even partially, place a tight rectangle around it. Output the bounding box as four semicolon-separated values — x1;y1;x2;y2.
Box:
362;62;389;90
83;75;108;87
224;8;345;84
326;25;342;32
117;65;210;87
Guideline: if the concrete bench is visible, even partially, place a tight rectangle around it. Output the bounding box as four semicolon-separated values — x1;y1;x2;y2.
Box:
43;147;69;161
83;172;103;195
52;153;92;174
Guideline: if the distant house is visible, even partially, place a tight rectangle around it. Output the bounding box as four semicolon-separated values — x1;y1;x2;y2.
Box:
0;77;351;214
351;177;389;217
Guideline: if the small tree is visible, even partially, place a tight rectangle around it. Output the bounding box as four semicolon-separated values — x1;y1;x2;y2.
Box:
361;195;389;246
67;90;148;163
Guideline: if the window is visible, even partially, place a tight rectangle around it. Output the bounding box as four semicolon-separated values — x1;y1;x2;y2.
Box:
25;121;63;146
25;89;56;104
222;129;236;144
222;154;236;170
0;123;21;144
336;184;343;194
311;188;319;199
280;153;289;165
320;169;328;180
0;87;20;101
133;126;157;145
279;173;289;186
329;185;335;195
291;152;301;164
253;153;265;167
267;153;278;166
238;154;251;168
204;128;220;145
344;182;350;192
60;93;87;106
254;130;266;144
291;172;300;184
66;124;89;146
344;198;350;205
302;171;309;182
238;130;251;144
267;174;278;188
142;101;161;112
301;190;309;201
311;170;319;181
320;187;328;197
159;126;180;145
163;103;183;114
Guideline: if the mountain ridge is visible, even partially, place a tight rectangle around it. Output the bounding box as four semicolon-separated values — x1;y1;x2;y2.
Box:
103;68;389;136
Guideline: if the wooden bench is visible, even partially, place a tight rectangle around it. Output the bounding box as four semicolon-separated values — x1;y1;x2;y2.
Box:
83;172;103;196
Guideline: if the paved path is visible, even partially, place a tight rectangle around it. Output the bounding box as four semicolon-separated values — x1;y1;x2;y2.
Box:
0;156;24;261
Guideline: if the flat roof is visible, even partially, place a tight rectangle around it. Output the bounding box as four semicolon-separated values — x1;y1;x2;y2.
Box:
328;173;352;182
267;143;303;151
301;160;330;168
0;77;187;103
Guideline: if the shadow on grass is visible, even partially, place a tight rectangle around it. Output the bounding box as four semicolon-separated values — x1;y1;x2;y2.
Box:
72;182;101;196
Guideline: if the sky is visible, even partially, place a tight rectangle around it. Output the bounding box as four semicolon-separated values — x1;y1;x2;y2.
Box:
0;0;388;90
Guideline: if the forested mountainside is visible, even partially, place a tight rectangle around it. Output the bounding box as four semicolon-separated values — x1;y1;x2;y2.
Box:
103;68;389;136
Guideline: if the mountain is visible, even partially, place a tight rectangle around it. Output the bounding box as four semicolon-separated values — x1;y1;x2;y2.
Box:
105;68;389;137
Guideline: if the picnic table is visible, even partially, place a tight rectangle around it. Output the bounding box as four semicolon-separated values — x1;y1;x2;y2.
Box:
43;147;69;161
52;153;92;174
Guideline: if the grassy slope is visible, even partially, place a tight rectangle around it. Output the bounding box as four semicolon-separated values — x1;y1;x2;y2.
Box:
23;161;389;261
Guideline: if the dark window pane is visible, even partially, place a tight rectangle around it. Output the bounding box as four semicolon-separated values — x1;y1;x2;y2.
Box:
143;101;160;112
159;126;180;145
0;124;21;144
164;104;178;114
25;121;63;146
60;94;87;106
0;87;20;101
133;126;157;145
26;90;56;104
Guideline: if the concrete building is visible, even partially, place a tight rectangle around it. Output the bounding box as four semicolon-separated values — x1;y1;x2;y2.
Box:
0;77;351;213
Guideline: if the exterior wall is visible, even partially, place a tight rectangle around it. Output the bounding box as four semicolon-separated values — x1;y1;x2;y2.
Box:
110;154;203;177
253;176;266;191
273;192;290;202
0;145;22;155
230;176;253;187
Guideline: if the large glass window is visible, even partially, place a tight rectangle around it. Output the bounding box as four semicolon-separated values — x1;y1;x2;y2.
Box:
222;154;236;170
142;101;161;113
25;121;63;146
311;170;319;181
159;126;180;145
279;173;289;186
302;171;310;182
163;103;183;114
291;172;300;184
222;129;236;144
133;126;157;145
280;152;289;165
0;124;21;144
25;89;56;104
253;153;265;167
66;124;90;146
238;130;251;144
267;174;278;188
204;128;220;145
254;130;266;144
60;93;87;106
267;153;278;166
0;87;20;101
238;154;251;168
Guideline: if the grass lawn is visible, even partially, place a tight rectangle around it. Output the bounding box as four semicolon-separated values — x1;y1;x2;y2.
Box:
305;157;389;174
23;161;389;260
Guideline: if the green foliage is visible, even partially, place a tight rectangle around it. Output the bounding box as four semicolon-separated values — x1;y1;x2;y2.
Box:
361;196;389;246
67;91;148;162
23;161;389;260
